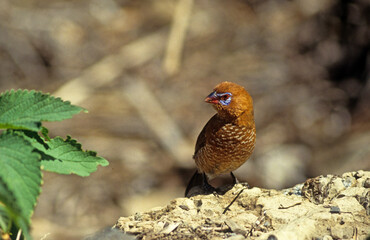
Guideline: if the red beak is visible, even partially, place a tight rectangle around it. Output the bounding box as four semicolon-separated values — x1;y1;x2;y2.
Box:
205;91;219;104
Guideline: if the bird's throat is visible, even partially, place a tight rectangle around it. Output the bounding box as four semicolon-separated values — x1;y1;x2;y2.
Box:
217;108;254;128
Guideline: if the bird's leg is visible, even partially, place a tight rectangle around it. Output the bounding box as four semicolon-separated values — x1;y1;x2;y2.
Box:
202;173;217;194
230;172;239;184
231;172;250;188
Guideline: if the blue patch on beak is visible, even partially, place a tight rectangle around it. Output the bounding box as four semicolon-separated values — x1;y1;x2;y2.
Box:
207;91;217;98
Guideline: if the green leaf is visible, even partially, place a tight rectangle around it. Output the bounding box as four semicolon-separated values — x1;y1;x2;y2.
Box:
9;130;109;177
41;126;51;141
0;198;31;240
0;182;14;232
0;132;42;239
9;130;49;156
41;136;109;177
0;89;85;131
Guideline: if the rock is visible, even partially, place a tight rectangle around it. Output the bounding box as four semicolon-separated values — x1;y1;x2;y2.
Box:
322;236;333;240
225;219;247;235
330;225;354;239
363;178;370;188
225;234;245;240
161;222;180;234
83;228;135;240
113;171;370;239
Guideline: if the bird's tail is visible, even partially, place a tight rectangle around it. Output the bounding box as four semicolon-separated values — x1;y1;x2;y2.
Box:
185;171;204;197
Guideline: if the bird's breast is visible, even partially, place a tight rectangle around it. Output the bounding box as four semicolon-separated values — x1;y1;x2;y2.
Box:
210;124;254;147
195;123;256;176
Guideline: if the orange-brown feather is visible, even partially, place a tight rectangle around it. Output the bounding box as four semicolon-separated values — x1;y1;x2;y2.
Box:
193;81;256;179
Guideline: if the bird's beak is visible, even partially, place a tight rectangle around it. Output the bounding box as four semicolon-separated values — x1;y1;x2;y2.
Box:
205;91;219;104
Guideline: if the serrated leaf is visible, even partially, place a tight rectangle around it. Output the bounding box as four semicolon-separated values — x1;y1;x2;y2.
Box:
0;133;41;239
0;89;85;131
0;185;31;240
9;130;109;177
0;182;14;232
41;136;109;177
9;130;49;155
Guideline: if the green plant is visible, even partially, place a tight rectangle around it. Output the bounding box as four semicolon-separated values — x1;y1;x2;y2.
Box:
0;89;109;239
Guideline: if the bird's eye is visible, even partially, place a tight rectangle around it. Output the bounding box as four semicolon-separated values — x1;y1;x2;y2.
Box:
217;92;232;106
220;95;228;100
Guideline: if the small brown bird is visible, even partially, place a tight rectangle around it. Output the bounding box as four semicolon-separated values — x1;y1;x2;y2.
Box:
185;81;256;197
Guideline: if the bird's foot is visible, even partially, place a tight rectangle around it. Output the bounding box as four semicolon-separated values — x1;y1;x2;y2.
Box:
202;181;217;195
240;182;250;189
230;172;240;184
202;173;217;195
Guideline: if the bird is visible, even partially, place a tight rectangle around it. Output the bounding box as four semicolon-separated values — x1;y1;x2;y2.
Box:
185;81;256;197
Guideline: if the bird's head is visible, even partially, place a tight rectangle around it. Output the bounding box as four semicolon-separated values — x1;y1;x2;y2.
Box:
205;81;254;121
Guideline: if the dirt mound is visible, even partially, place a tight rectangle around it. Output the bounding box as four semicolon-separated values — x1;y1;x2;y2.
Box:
114;171;369;240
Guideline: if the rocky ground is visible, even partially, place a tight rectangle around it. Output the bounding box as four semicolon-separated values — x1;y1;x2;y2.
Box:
111;171;370;240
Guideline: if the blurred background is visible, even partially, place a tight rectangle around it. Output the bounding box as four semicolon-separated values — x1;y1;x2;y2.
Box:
0;0;369;239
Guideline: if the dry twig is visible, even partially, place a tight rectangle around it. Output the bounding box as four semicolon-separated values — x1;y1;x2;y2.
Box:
222;188;246;214
53;29;166;104
163;0;194;76
121;77;193;166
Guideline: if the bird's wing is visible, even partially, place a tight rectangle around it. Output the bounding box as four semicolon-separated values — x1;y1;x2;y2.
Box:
193;114;218;157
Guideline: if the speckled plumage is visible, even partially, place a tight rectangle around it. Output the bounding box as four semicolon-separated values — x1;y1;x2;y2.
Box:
194;117;256;177
185;82;256;196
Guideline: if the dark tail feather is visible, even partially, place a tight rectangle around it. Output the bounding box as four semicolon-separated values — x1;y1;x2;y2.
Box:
185;171;204;197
